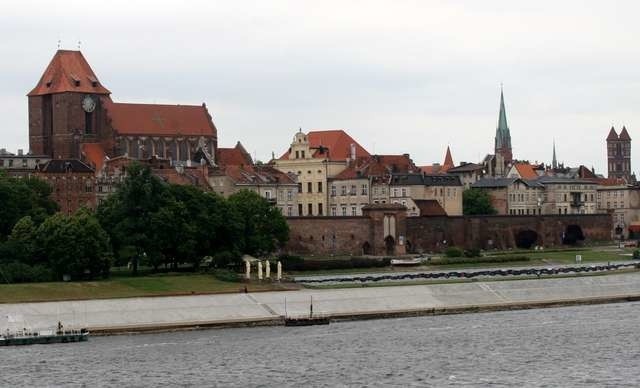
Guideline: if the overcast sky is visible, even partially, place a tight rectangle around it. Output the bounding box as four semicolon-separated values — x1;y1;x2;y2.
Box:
1;0;639;173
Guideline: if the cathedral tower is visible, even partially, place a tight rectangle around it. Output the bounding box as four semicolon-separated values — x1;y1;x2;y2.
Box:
28;50;112;158
607;126;632;182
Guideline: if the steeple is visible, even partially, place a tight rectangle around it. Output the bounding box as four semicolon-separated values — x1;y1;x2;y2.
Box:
494;85;513;164
552;140;557;169
443;146;454;170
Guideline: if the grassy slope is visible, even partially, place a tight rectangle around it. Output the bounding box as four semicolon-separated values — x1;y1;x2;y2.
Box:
0;274;287;304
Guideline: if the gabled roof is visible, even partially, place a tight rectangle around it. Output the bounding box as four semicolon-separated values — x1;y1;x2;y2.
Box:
218;164;296;185
513;163;538;179
28;50;111;96
279;130;370;161
333;154;416;180
104;101;217;137
414;199;447;216
446;162;484;173
606;126;618;141
619;126;632;140
39;159;94;174
471;177;518;188
217;142;253;167
81;143;106;171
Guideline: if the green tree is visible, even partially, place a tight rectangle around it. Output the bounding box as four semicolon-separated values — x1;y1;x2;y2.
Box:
463;188;498;215
0;173;58;238
96;163;171;275
35;210;112;280
227;190;289;256
5;216;38;265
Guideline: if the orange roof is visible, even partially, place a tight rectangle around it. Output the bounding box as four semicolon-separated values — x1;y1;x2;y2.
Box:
280;130;370;161
28;50;111;96
442;146;454;171
594;177;627;186
514;163;538;179
104;101;217;137
217;142;253;167
81;143;106;171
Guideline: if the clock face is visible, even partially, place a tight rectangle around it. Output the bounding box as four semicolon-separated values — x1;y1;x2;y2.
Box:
82;95;96;113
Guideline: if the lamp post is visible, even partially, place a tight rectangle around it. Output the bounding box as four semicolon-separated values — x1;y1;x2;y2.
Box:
615;223;624;249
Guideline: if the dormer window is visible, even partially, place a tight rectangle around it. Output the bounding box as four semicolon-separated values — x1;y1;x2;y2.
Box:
70;73;80;87
45;79;52;88
88;76;98;87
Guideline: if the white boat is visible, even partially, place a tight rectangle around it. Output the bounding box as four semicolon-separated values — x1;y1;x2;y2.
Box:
390;258;424;266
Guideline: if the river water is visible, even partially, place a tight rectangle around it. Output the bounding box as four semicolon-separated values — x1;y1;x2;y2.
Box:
2;302;640;387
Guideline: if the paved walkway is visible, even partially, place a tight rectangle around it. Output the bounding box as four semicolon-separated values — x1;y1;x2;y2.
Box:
2;273;640;332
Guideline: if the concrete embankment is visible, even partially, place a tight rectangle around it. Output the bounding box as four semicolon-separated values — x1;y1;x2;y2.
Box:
2;273;640;335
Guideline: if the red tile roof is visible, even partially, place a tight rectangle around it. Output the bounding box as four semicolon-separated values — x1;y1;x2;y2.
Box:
595;177;627;186
217;142;253;167
513;163;538;179
606;126;618;141
279;130;370;161
104;101;217;137
28;50;111;96
81;143;106;171
619;126;632;140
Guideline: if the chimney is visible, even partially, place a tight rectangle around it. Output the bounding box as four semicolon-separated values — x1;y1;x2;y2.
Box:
18;149;23;156
350;143;356;161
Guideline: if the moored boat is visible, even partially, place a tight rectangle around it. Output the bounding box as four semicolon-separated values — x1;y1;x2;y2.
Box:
1;323;89;346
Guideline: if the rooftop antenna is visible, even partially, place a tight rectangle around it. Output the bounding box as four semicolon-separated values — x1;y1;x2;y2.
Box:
77;40;82;50
57;39;61;49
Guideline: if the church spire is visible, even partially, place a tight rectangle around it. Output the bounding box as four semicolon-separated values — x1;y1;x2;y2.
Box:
494;85;512;163
552;140;557;169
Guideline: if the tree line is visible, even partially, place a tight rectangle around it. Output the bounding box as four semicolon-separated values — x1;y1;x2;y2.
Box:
0;164;289;283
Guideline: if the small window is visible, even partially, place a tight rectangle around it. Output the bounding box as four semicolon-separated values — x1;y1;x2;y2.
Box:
308;203;313;215
307;182;312;193
318;182;323;193
318;203;323;215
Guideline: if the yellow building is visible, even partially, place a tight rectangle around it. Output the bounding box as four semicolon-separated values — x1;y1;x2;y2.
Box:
273;129;370;216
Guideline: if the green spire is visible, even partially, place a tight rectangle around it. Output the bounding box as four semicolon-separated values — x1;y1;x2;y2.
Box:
495;85;512;151
497;86;509;133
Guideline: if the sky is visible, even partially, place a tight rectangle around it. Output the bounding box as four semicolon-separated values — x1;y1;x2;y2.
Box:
1;0;639;174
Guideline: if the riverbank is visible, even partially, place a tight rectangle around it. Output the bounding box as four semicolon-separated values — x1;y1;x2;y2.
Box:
2;272;640;335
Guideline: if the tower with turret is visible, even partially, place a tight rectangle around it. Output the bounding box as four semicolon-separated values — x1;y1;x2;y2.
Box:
606;126;632;182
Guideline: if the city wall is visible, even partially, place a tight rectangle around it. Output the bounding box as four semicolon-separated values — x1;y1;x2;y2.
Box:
285;207;612;255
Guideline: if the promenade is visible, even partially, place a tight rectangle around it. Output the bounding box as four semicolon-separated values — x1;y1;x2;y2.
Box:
2;272;640;334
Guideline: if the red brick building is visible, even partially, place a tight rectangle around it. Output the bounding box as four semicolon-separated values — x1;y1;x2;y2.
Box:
28;50;218;168
35;159;96;215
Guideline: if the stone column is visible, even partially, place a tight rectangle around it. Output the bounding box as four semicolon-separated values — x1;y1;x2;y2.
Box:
245;260;251;280
258;261;263;280
265;260;270;279
277;261;282;281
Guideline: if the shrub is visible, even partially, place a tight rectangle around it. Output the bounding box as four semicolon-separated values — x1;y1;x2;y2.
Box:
464;248;481;258
0;262;55;283
445;247;463;258
633;250;640;260
211;269;240;283
278;254;304;270
211;251;241;269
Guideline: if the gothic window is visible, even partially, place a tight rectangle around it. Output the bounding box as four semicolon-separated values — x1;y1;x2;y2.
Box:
85;111;93;134
178;141;188;161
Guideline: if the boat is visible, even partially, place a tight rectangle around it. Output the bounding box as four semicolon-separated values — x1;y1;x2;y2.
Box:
0;322;89;346
390;257;424;266
284;296;330;326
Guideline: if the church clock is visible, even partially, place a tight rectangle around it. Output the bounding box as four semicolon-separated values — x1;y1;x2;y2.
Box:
82;95;96;113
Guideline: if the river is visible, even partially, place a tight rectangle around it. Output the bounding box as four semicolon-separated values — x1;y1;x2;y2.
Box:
2;302;639;387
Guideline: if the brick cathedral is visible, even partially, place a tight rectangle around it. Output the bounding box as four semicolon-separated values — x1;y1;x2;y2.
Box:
28;50;218;169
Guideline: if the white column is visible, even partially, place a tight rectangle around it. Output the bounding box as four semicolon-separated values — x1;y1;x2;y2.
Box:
245;260;251;280
265;260;271;279
277;261;282;281
258;261;263;280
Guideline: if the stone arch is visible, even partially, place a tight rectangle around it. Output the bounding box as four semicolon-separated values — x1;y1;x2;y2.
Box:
563;224;585;245
362;241;372;255
384;235;395;256
515;230;538;249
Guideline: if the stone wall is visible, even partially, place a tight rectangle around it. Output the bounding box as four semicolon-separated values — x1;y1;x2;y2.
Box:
284;210;613;255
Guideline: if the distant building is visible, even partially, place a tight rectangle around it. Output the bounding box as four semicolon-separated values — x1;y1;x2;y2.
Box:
35;159;96;215
0;148;49;177
389;173;463;216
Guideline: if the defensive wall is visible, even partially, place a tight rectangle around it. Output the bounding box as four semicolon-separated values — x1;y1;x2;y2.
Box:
285;205;612;256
